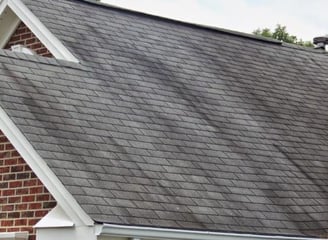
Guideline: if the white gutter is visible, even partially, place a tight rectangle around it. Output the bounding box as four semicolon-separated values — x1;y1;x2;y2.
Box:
0;232;28;240
97;224;323;240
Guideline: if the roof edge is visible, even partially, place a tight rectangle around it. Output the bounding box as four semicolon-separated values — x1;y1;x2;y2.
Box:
77;0;282;45
97;224;324;240
0;106;94;227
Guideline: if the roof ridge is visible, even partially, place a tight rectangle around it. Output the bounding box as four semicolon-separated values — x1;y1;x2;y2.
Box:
74;0;282;45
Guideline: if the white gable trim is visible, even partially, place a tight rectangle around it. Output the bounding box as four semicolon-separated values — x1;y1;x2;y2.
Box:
0;4;20;48
97;224;325;240
0;0;79;62
0;106;93;226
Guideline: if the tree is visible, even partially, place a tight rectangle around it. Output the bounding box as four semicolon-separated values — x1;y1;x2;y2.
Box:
253;24;314;47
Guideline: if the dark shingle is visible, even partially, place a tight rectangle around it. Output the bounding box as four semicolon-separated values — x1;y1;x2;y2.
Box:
0;0;327;237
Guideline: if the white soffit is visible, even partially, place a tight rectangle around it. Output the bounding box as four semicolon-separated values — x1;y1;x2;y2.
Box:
0;0;79;62
0;232;28;240
0;106;93;227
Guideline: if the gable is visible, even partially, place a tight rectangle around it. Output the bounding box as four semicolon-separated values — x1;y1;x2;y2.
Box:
0;130;56;240
0;0;78;62
4;22;53;58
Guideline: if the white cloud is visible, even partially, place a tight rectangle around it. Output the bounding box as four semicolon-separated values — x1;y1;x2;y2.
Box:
102;0;327;41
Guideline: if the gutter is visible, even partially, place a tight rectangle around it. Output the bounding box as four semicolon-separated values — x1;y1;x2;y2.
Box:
0;232;28;240
96;224;324;240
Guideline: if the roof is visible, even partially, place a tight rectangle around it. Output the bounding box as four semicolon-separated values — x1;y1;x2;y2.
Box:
1;0;328;237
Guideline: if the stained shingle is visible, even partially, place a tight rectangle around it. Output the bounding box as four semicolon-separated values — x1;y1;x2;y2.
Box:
0;0;327;237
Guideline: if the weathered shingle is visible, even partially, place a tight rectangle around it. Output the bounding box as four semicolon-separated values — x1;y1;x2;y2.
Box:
0;0;328;237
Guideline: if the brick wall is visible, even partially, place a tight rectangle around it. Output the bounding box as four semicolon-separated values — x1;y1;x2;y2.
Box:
0;130;57;240
4;21;53;58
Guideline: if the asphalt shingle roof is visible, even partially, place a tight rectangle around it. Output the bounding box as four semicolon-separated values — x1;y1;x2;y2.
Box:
1;0;328;237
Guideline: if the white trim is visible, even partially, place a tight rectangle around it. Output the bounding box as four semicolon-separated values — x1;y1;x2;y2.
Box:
98;224;324;240
0;232;28;240
0;0;8;17
34;205;75;228
0;0;79;62
0;106;93;226
0;5;20;48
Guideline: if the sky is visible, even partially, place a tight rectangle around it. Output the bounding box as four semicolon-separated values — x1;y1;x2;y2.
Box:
101;0;327;42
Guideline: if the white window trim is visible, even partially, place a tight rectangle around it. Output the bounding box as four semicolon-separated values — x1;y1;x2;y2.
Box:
0;0;79;62
0;232;28;240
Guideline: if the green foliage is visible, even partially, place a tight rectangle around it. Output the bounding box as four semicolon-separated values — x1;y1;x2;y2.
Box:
253;24;314;47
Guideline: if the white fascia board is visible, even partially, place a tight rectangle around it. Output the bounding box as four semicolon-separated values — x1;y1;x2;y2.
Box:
0;232;28;240
0;106;93;227
0;0;8;15
98;224;324;240
0;6;21;48
6;0;79;63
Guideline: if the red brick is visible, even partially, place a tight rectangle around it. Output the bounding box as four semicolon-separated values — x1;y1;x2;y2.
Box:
2;205;14;211
21;33;32;40
21;211;34;218
35;210;48;218
36;194;49;201
22;195;35;202
4;22;53;58
0;129;56;240
16;204;28;211
5;158;17;165
3;189;14;196
1;220;14;227
24;179;37;187
31;43;42;50
30;186;43;194
27;219;38;226
14;218;27;226
0;152;10;159
9;181;23;188
26;38;36;44
4;173;16;181
8;212;20;219
16;188;28;195
11;165;24;172
5;144;14;150
8;196;21;203
0;182;8;189
29;203;42;210
0;167;10;173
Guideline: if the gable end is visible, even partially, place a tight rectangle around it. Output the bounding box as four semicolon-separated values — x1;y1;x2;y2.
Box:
0;0;78;62
4;22;53;58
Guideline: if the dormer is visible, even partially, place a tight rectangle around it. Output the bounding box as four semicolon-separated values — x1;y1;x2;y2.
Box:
0;0;78;62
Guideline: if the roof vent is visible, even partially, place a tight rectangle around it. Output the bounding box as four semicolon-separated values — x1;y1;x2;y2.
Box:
11;44;35;55
313;36;328;50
